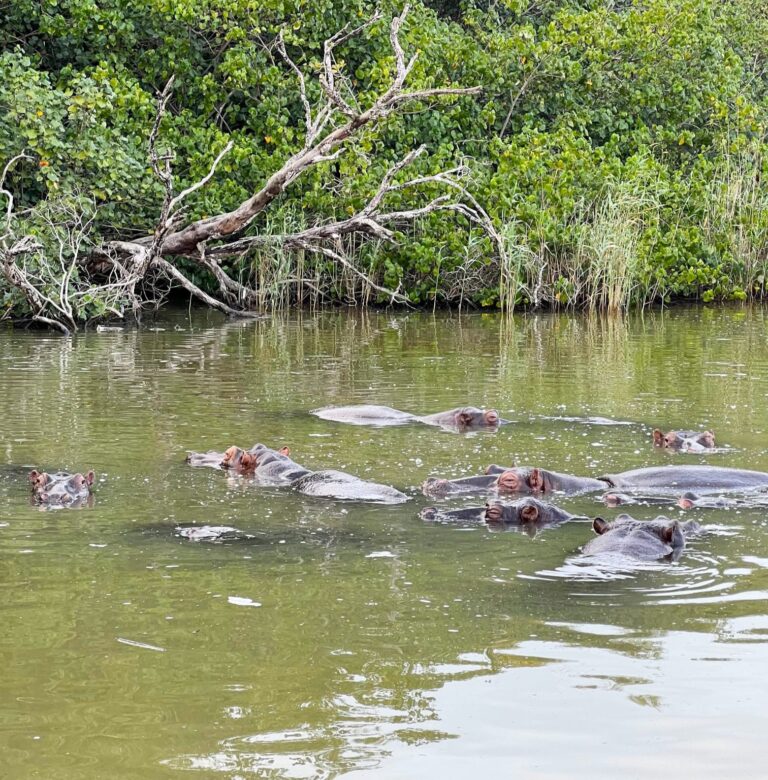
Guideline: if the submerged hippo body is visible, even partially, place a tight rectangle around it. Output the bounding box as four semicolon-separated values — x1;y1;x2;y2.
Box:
422;467;606;499
291;470;408;504
311;404;505;431
312;405;418;426
653;429;716;453
582;515;701;561
29;469;95;506
420;497;582;530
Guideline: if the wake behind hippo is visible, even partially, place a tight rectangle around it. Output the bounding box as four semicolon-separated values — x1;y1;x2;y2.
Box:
581;515;701;562
424;464;768;499
311;404;506;431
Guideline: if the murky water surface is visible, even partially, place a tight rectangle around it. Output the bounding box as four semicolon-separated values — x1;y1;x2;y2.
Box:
2;307;768;778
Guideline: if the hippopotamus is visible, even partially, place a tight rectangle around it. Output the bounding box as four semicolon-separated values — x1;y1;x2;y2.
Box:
420;497;582;530
582;515;701;561
424;464;768;500
311;404;507;431
29;469;95;506
187;442;407;503
653;429;716;452
291;470;408;504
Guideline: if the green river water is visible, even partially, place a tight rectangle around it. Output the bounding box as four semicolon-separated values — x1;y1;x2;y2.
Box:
2;306;768;779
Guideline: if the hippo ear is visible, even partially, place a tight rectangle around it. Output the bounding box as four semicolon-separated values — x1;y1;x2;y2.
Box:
520;503;540;524
279;446;291;456
85;470;95;486
29;469;40;483
592;517;610;535
652;429;665;447
529;468;544;491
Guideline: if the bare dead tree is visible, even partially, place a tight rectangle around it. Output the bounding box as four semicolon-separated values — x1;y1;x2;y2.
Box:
99;5;497;315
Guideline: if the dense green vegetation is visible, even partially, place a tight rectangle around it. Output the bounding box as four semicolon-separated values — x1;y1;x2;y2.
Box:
1;0;767;324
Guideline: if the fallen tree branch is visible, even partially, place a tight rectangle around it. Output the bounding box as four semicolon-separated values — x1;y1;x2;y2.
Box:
133;6;480;258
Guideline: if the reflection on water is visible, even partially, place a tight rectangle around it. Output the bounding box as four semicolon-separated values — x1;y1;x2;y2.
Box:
2;307;768;777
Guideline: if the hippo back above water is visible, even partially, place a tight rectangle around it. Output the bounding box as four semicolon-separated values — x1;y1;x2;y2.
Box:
603;465;768;494
291;469;408;504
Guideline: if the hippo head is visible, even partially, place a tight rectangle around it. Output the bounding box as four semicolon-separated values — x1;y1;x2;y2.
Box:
484;497;576;532
590;514;699;560
653;429;715;450
34;470;95;505
453;407;501;429
593;515;682;541
220;446;257;471
495;468;548;495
